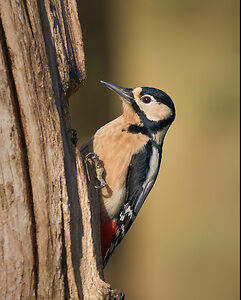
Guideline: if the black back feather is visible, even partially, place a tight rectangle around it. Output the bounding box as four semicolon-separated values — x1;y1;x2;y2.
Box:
103;141;162;266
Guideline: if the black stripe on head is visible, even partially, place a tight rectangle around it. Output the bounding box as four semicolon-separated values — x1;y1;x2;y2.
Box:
128;118;173;136
129;99;174;137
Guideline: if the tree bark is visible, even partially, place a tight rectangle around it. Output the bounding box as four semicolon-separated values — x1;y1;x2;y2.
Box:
0;1;124;299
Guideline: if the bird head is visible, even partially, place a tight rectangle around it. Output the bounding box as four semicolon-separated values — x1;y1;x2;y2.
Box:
101;80;175;143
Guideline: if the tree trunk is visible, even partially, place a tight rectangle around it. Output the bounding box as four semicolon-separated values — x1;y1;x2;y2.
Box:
0;1;123;299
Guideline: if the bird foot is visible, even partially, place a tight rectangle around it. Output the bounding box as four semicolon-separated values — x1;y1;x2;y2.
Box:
68;128;78;147
86;152;106;189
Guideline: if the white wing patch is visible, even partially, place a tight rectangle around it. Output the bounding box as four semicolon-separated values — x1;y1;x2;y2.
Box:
133;146;160;215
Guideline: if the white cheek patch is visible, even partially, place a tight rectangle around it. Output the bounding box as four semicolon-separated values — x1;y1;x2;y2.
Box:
156;104;173;121
132;89;173;122
140;102;173;122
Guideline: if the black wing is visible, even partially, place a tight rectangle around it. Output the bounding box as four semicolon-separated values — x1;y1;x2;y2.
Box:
104;141;162;266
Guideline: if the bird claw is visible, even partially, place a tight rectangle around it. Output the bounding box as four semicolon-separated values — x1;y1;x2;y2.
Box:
95;183;106;189
68;128;78;147
86;152;106;189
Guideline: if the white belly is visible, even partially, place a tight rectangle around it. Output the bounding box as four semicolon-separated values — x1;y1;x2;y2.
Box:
102;187;126;219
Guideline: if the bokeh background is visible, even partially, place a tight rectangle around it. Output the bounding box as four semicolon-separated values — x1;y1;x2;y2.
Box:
71;0;240;299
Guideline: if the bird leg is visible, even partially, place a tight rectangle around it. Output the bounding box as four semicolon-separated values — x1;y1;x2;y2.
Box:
86;152;106;189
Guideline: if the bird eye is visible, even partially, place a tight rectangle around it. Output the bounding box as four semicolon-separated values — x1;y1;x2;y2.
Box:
141;96;152;104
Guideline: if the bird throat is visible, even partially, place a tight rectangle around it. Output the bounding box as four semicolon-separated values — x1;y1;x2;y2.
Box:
123;100;169;150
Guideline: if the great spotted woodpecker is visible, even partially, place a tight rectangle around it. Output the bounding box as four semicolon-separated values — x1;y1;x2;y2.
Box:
80;81;175;267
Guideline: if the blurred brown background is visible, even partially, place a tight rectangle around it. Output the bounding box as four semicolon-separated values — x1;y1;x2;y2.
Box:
71;0;240;299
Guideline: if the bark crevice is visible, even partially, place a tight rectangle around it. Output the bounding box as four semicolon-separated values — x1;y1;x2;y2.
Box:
60;179;70;300
0;17;39;298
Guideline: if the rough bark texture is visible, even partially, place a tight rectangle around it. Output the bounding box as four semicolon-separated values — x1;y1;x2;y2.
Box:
0;1;124;299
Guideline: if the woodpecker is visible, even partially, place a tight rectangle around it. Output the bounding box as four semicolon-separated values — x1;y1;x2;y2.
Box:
80;81;175;267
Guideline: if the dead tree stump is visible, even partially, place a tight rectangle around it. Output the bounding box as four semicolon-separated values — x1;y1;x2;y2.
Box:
0;1;124;299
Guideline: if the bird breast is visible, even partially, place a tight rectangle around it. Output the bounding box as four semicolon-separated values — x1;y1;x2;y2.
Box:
92;117;149;219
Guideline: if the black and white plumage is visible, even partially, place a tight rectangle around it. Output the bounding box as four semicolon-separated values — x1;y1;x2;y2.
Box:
80;81;175;267
105;140;162;265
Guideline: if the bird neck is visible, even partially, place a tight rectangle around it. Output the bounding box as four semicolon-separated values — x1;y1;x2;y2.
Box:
122;101;171;149
122;102;141;124
151;126;169;145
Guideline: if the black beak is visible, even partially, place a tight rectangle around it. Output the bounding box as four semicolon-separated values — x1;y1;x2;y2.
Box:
100;80;133;104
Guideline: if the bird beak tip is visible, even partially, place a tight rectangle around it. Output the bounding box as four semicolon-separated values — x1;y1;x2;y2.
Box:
100;80;134;104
